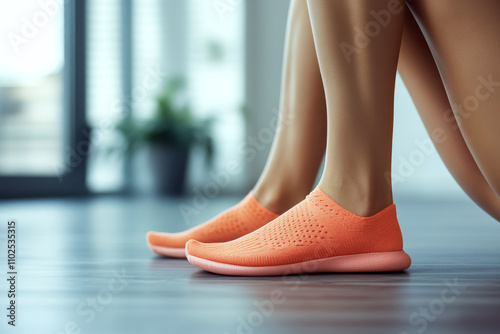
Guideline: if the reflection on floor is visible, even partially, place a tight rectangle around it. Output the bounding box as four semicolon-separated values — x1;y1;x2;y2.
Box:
0;193;499;334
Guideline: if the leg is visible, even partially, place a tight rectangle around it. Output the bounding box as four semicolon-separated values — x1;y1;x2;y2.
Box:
398;6;500;221
407;0;500;196
147;0;327;257
186;0;411;276
311;0;404;217
253;0;327;214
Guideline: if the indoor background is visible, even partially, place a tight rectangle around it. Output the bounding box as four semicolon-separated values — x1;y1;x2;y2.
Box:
0;0;463;200
2;1;497;334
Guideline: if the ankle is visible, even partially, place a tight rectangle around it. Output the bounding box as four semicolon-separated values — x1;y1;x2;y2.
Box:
318;180;393;217
253;182;309;215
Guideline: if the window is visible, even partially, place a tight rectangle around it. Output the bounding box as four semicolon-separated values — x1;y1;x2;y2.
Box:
0;0;65;176
86;0;125;192
0;0;87;198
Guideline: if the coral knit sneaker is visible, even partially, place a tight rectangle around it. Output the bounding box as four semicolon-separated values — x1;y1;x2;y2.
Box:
147;192;279;258
186;187;411;276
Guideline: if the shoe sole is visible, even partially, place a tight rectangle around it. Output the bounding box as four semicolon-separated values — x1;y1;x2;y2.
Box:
187;250;411;276
148;244;186;258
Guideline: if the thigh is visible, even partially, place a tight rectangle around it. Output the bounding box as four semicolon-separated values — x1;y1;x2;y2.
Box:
406;0;500;196
398;5;500;220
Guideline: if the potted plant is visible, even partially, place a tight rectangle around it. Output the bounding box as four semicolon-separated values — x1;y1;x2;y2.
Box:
117;77;213;195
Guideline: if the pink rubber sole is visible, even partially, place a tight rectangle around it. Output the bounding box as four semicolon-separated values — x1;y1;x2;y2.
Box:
148;244;186;258
187;251;411;276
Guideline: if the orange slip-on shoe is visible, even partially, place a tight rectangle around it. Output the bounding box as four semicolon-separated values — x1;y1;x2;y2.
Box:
186;187;411;276
147;192;279;258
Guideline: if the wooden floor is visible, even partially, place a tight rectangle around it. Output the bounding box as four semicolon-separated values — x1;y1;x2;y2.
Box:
1;193;500;334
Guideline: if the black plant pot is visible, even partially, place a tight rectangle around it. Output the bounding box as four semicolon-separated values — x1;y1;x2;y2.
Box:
148;144;189;196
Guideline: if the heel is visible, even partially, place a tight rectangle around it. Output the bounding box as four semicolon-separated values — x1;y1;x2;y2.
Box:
318;250;411;273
